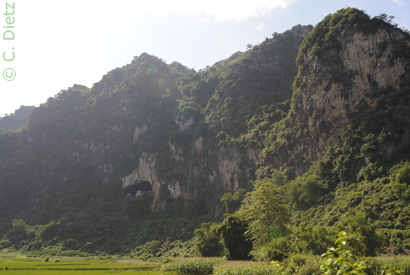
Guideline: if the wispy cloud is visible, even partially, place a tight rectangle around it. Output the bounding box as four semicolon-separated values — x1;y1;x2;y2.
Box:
257;23;265;30
159;0;300;22
393;0;403;5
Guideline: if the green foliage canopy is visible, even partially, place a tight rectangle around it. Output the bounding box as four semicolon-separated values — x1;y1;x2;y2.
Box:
194;222;224;257
241;172;290;248
218;213;252;260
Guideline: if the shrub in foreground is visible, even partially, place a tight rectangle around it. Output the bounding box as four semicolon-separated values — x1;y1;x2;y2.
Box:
213;264;282;275
320;231;366;275
162;258;225;275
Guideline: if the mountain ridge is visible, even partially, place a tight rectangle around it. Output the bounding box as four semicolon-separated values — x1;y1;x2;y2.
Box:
0;8;409;255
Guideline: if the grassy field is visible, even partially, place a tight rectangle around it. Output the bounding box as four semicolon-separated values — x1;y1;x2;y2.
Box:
3;254;410;275
0;256;167;275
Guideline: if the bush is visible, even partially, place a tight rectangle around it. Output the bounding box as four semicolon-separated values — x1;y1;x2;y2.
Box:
363;257;410;275
294;224;335;255
64;239;77;249
195;223;224;257
284;254;321;275
214;264;282;275
320;231;366;275
0;239;12;249
163;258;225;275
287;176;324;209
363;257;382;275
337;213;383;256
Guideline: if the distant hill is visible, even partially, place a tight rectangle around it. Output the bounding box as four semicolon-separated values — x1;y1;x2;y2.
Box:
0;105;35;135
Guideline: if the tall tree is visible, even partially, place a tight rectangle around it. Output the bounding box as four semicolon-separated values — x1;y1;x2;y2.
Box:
241;172;290;248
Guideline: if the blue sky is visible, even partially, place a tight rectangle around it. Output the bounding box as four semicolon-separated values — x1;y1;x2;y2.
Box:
0;0;408;116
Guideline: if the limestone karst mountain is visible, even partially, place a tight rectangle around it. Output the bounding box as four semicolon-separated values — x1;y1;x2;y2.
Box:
0;8;409;254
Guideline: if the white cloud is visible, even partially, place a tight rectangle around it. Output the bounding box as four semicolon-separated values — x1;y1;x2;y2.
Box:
159;0;300;22
393;0;403;4
0;0;301;115
257;23;265;30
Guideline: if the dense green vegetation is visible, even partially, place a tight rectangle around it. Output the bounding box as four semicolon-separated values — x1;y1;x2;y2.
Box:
0;8;409;269
190;8;410;263
203;24;311;145
0;24;314;255
0;105;34;135
161;253;410;275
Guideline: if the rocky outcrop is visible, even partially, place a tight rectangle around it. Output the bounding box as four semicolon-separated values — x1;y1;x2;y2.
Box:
133;124;147;142
121;139;255;211
217;148;242;191
175;113;194;131
4;9;408;224
279;8;410;176
309;29;408;144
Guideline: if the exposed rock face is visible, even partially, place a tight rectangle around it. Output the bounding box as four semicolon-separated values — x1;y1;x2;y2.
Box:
193;137;203;152
121;138;254;211
280;11;410;176
133;124;147;142
113;26;313;211
308;29;408;144
344;31;407;89
204;25;312;141
4;10;409;225
2;8;410;254
175;113;194;131
217;148;242;191
121;152;161;208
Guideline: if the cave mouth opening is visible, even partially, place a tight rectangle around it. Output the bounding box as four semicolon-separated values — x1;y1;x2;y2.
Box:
123;181;153;197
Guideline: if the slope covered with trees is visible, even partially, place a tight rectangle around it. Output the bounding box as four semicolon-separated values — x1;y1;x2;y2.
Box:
0;8;409;260
0;105;34;135
211;8;410;261
0;24;312;254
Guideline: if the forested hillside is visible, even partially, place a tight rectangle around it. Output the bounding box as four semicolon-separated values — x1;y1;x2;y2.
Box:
0;8;409;259
0;106;34;135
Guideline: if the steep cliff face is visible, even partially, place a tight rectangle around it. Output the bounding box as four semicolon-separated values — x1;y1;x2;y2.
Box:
204;25;312;142
1;7;410;254
298;27;409;148
0;25;312;224
262;8;410;177
116;25;312;212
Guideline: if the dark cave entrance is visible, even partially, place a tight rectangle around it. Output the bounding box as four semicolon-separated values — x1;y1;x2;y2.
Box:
123;181;153;197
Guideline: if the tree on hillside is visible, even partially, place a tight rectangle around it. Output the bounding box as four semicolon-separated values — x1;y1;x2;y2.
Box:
374;13;395;24
241;171;290;259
